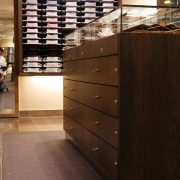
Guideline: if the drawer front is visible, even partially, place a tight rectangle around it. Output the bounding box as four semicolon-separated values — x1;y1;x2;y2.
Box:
77;42;90;59
63;115;82;146
82;56;118;86
82;83;119;118
83;105;119;149
63;47;77;61
63;97;83;125
89;34;118;58
63;79;83;102
83;129;118;180
63;60;83;81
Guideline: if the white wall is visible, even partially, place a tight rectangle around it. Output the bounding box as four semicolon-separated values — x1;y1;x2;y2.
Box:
19;76;63;111
122;0;157;6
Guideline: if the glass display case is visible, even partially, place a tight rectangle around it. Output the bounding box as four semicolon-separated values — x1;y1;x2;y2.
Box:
65;5;180;48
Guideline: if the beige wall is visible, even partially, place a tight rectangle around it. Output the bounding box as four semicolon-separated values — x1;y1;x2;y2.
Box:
0;38;14;47
18;76;63;111
122;0;157;5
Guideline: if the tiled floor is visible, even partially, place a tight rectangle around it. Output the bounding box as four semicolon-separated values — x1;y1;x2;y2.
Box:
0;116;63;180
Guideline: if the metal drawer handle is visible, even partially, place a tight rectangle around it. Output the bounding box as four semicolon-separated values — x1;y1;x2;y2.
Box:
68;127;73;130
114;162;118;166
92;95;100;99
114;99;118;103
70;107;74;110
69;89;75;91
114;131;118;135
92;69;99;73
91;148;99;151
81;51;84;55
95;121;100;125
114;68;118;72
100;48;103;53
68;54;71;59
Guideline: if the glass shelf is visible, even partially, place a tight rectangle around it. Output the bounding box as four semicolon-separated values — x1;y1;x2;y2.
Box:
65;4;180;48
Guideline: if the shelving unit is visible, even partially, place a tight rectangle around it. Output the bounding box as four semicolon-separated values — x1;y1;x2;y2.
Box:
20;0;118;74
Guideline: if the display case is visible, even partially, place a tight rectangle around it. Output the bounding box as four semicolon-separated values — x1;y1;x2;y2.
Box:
19;0;118;74
65;4;180;48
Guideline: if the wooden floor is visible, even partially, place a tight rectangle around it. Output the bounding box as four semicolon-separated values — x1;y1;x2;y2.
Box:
0;116;64;180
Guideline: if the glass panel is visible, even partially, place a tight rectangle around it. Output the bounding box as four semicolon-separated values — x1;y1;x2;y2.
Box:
65;5;180;48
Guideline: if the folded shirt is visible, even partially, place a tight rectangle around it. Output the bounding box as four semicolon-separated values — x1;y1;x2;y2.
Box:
65;24;77;28
66;7;77;11
66;2;77;6
26;5;38;10
43;62;62;67
23;62;42;67
46;29;58;33
46;17;58;22
103;8;114;12
45;40;58;44
84;13;96;18
84;2;96;6
26;22;38;27
26;0;38;3
27;28;39;33
46;0;57;4
26;34;38;39
65;18;77;23
102;2;114;7
43;56;62;62
27;39;39;44
85;7;96;12
26;11;38;15
23;68;43;73
46;34;58;39
66;12;77;17
46;6;58;10
46;11;58;16
27;16;38;21
24;56;42;62
47;23;58;28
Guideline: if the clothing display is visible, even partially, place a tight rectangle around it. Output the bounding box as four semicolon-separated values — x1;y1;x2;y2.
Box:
21;0;118;74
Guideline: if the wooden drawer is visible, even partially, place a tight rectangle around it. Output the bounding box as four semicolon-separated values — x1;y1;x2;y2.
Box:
89;34;119;58
63;47;77;61
82;55;118;86
63;115;82;146
83;128;118;180
83;105;119;149
63;60;83;81
63;97;83;125
82;83;119;118
63;79;83;102
77;42;90;60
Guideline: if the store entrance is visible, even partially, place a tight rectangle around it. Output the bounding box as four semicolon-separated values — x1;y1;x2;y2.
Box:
0;0;17;117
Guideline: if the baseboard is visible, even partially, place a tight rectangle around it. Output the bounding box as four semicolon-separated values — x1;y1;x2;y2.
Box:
20;110;63;117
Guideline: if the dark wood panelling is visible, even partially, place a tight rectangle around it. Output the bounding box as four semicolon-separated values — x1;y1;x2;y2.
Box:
119;33;180;180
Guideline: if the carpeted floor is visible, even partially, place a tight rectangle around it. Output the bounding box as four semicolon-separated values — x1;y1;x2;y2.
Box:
2;131;102;180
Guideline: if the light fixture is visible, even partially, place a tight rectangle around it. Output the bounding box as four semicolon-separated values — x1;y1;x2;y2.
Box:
164;0;171;4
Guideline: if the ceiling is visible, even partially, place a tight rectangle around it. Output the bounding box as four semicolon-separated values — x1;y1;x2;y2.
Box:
0;0;14;39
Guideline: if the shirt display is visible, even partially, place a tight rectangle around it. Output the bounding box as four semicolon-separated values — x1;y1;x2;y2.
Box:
21;0;118;74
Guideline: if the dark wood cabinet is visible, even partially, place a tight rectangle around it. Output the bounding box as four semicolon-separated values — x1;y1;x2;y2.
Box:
63;33;180;180
63;34;119;180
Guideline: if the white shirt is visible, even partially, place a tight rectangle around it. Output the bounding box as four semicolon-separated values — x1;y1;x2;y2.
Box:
0;55;7;75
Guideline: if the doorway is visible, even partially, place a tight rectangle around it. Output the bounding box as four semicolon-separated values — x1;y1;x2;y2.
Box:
0;0;18;117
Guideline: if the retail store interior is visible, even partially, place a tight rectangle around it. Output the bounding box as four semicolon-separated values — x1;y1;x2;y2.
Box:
0;0;180;179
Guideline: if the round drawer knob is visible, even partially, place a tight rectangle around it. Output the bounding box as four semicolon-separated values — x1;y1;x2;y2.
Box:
114;68;118;72
114;99;118;103
95;121;100;125
114;162;118;166
114;131;118;135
